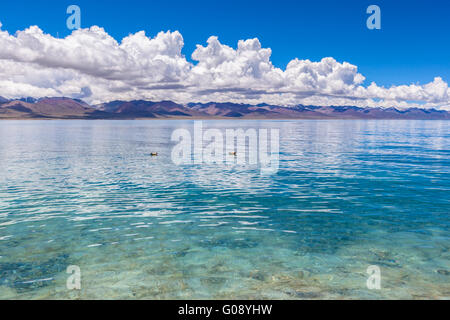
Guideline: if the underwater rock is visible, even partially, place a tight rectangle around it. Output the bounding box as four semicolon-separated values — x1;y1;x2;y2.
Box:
200;238;258;249
172;250;189;258
292;291;322;299
249;270;266;281
210;262;229;273
283;288;322;299
0;254;69;293
201;277;227;287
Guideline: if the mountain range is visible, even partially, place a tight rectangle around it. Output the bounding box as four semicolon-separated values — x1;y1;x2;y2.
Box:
0;97;449;120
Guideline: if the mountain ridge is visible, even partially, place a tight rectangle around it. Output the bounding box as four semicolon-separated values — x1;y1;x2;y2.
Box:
0;97;449;120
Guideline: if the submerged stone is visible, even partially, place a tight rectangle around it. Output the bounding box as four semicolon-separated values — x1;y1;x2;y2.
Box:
0;254;69;293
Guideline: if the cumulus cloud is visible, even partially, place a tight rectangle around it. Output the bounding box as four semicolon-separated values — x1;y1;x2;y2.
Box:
0;23;448;109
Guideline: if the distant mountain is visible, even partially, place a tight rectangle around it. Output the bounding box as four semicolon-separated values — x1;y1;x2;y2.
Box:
0;97;449;120
305;105;450;119
0;96;8;104
95;100;207;118
186;102;329;119
0;97;112;119
18;97;38;104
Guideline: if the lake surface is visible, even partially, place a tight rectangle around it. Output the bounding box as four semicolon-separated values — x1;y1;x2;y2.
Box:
0;120;449;299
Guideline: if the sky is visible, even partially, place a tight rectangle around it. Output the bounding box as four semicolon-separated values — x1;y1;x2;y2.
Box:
0;0;449;108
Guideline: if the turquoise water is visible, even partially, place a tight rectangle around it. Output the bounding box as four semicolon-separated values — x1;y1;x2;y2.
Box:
0;120;448;299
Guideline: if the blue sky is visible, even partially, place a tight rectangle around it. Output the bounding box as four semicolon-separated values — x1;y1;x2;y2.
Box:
0;0;449;108
0;0;448;87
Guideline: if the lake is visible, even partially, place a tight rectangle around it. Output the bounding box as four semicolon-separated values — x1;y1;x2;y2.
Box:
0;120;448;299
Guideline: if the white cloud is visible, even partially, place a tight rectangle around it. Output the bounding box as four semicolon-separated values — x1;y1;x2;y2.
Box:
190;37;284;89
0;23;448;109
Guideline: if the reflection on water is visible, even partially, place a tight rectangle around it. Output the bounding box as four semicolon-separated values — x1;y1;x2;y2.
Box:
0;120;449;299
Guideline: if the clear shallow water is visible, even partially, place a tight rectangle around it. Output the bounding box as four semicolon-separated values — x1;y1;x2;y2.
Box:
0;120;448;300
